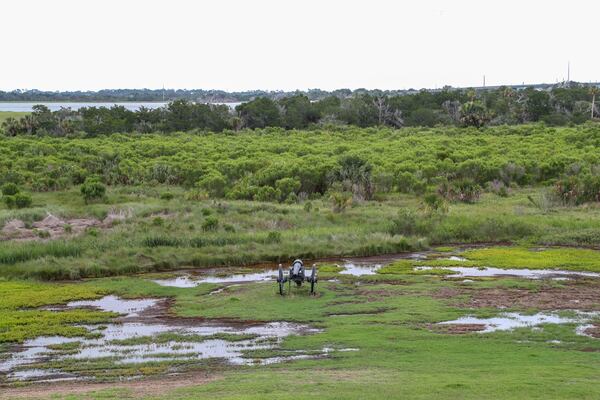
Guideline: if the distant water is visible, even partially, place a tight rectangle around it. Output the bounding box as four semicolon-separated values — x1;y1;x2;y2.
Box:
0;102;241;112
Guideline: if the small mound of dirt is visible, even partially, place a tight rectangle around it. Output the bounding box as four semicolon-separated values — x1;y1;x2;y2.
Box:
1;219;37;240
430;323;486;334
581;324;600;338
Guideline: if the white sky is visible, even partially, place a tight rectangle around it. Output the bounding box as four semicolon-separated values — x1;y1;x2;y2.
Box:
1;0;598;91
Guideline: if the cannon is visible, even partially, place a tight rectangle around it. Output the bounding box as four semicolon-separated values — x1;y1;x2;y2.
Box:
276;259;317;295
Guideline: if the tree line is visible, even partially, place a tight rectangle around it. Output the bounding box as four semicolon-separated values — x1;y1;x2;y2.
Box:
1;85;599;136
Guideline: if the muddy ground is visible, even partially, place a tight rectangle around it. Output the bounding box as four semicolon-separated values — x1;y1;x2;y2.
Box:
0;210;130;241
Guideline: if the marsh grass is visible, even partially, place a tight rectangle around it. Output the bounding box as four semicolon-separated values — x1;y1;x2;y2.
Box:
0;187;599;280
0;240;82;264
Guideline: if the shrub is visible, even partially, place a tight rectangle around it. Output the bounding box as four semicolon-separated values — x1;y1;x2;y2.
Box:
275;178;301;202
388;209;434;237
554;176;582;205
202;216;219;231
14;193;32;209
80;177;106;204
3;195;15;209
201;208;213;216
284;192;298;204
303;201;313;212
422;193;448;216
1;183;19;196
223;223;236;232
487;180;509;197
265;231;282;244
160;192;174;200
152;217;164;226
196;171;227;198
329;190;352;213
438;179;481;203
254;186;280;202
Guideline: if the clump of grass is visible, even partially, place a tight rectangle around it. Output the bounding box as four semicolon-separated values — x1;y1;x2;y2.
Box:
377;260;451;276
202;216;219;231
143;236;184;247
0;241;82;265
263;231;282;244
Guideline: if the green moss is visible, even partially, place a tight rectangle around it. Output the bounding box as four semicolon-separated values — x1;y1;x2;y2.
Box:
0;281;112;343
463;247;600;271
377;260;452;276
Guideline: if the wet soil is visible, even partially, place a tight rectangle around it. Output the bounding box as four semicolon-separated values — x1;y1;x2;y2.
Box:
1;296;324;384
457;281;600;311
432;323;487;334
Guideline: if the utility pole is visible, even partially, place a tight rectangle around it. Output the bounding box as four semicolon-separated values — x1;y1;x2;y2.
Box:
483;75;486;88
567;61;570;82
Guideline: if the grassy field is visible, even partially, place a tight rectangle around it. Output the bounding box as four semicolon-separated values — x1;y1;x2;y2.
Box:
0;187;599;280
1;125;600;398
0;111;28;125
2;246;600;399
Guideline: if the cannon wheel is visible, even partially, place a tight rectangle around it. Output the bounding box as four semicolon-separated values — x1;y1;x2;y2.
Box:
310;265;317;295
278;265;284;296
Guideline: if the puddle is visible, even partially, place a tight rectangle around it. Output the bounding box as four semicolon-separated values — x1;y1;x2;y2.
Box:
339;262;382;276
415;266;600;280
439;311;600;333
153;252;434;285
1;297;331;382
67;295;160;317
153;271;277;287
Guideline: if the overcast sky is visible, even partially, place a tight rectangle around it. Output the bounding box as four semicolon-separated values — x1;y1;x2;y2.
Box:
1;0;598;91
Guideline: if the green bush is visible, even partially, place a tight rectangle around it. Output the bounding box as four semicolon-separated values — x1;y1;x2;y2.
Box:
14;193;32;209
202;216;219;231
3;195;15;209
1;183;19;196
196;171;227;198
80;177;106;204
388;209;433;237
160;192;174;200
438;179;482;203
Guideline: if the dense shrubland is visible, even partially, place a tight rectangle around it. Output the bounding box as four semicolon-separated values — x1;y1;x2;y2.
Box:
1;125;600;207
2;85;599;137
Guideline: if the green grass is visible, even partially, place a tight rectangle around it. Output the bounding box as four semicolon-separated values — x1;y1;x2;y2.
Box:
0;281;112;343
0;111;28;125
3;265;600;398
463;247;600;271
0;186;600;281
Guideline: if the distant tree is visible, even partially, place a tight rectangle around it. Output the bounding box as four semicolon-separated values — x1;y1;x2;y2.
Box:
406;108;438;127
373;96;404;127
279;95;319;129
524;89;551;121
236;98;282;129
459;101;490;128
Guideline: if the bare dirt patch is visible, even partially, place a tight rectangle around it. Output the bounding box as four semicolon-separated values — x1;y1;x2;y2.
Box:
580;324;600;338
435;281;600;311
1;209;131;242
430;323;486;334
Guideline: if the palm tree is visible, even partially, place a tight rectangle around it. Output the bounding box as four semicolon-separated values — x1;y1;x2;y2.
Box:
590;86;599;119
